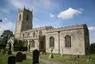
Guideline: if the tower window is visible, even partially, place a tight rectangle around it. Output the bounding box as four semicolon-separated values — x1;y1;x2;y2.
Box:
65;35;71;48
26;15;29;21
19;14;21;21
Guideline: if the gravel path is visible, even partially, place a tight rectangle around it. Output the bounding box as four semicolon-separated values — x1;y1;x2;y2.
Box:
13;52;63;64
27;55;63;64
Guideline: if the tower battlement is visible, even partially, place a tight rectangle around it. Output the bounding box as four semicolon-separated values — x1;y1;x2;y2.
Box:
18;7;32;13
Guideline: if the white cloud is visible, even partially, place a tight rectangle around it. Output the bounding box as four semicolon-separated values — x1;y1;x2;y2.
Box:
0;18;15;35
57;8;82;19
88;26;95;31
0;8;10;16
50;13;54;18
10;0;52;11
10;0;24;9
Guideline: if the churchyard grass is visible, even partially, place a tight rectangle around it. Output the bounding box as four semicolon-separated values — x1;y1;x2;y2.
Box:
0;52;46;64
21;52;95;64
39;53;95;64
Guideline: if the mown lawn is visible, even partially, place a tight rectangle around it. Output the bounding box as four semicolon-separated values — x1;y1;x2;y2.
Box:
0;51;46;64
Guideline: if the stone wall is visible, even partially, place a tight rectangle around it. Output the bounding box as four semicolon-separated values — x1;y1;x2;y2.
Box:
46;24;88;55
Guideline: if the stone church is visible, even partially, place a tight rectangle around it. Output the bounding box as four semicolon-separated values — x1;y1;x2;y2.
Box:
15;8;90;55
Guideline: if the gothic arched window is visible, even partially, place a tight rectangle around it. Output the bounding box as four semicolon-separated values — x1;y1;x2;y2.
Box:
30;40;35;47
39;31;42;36
23;34;24;38
49;36;54;48
19;14;21;21
65;35;71;48
26;15;29;21
28;33;30;37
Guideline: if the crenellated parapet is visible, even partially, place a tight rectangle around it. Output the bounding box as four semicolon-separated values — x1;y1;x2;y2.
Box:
20;26;54;39
21;26;54;33
47;24;87;33
18;7;32;13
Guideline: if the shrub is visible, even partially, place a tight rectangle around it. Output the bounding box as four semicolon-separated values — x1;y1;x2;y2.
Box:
2;48;6;54
13;39;27;51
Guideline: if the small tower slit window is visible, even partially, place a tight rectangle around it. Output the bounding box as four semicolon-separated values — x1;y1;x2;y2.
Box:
26;14;29;21
19;14;21;21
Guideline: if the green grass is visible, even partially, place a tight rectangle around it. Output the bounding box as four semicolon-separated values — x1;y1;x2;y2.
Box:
21;52;95;64
0;51;46;64
39;53;95;64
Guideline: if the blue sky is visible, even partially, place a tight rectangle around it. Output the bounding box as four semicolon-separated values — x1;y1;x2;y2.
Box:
0;0;95;43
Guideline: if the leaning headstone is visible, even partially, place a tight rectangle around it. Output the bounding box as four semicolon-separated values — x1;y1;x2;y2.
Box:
8;56;16;64
33;49;40;64
22;53;26;60
77;55;80;59
49;49;54;59
8;51;12;55
61;49;63;57
16;52;23;62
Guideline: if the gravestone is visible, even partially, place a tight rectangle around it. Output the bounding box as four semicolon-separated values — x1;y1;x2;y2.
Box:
8;43;12;55
49;49;54;59
2;48;6;54
61;49;63;57
8;56;16;64
16;52;23;62
33;49;40;64
22;53;26;60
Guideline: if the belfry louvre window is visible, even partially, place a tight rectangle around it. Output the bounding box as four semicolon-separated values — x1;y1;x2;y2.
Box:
49;37;54;48
65;35;71;47
19;14;21;21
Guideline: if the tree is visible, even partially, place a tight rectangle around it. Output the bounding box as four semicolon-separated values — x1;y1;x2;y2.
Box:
1;30;14;38
90;43;95;54
13;39;27;51
0;30;14;45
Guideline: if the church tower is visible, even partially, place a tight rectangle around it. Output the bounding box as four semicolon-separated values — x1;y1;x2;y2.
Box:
15;7;33;39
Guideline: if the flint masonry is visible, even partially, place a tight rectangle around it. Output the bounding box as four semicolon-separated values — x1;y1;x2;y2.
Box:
15;8;90;55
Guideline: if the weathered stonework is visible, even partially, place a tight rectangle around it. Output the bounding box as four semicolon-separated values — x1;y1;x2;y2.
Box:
15;8;90;55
